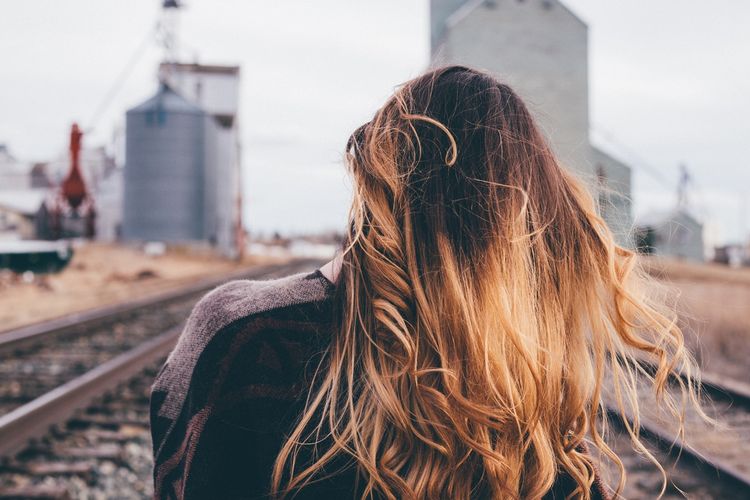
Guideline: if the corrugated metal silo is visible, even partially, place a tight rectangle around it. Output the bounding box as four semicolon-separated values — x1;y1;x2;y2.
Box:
123;84;206;242
160;63;243;258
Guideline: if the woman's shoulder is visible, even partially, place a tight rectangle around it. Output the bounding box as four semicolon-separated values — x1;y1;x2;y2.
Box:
149;266;337;496
150;266;335;433
184;266;335;338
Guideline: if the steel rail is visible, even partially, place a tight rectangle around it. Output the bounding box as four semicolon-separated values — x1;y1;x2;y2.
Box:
629;356;750;410
696;370;750;407
605;398;750;492
0;326;180;458
0;258;321;352
0;259;327;459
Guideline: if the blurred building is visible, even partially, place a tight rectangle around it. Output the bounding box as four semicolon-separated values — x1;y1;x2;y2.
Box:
122;63;242;258
95;166;123;241
0;144;34;189
29;163;53;188
0;144;50;240
0;138;122;242
430;0;632;245
713;243;750;267
592;147;632;243
0;190;47;240
633;165;706;262
635;209;704;261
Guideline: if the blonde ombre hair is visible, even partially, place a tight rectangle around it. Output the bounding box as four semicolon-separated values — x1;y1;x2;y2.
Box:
271;66;701;499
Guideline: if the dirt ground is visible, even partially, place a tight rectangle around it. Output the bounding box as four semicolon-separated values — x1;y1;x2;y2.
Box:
642;257;750;383
0;242;284;332
1;246;746;383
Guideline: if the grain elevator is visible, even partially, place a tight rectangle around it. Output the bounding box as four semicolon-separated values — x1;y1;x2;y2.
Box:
122;0;242;258
122;63;242;258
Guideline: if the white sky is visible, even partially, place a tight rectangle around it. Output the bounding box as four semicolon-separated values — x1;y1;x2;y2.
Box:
0;0;748;243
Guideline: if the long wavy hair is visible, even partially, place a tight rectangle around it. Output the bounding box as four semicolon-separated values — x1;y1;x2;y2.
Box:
271;66;702;499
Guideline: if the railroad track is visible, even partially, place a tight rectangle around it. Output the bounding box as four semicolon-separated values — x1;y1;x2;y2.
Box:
3;363;747;500
0;259;325;461
603;368;750;497
0;360;162;498
1;259;747;497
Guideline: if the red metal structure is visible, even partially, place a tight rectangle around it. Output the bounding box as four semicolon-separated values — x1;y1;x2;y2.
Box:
40;123;96;240
61;123;87;210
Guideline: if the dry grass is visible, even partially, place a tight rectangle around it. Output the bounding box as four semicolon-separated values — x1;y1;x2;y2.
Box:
641;256;750;382
1;247;745;382
0;242;285;332
642;256;750;286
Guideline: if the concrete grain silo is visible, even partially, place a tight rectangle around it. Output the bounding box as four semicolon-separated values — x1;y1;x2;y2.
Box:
123;84;207;243
430;0;634;246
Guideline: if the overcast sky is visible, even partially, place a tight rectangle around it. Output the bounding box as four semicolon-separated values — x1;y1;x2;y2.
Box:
1;0;748;244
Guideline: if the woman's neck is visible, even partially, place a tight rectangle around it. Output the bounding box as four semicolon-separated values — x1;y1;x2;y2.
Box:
319;250;343;284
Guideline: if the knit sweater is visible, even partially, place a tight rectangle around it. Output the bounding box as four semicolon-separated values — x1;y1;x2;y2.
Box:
150;268;610;499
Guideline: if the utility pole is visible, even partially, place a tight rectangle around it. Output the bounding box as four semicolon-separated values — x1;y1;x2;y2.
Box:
740;190;748;244
677;163;691;210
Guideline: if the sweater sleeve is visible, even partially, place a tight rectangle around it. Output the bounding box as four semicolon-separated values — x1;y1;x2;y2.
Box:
149;270;334;499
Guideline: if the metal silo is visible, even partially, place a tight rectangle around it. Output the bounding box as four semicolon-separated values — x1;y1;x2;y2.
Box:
123;84;206;242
